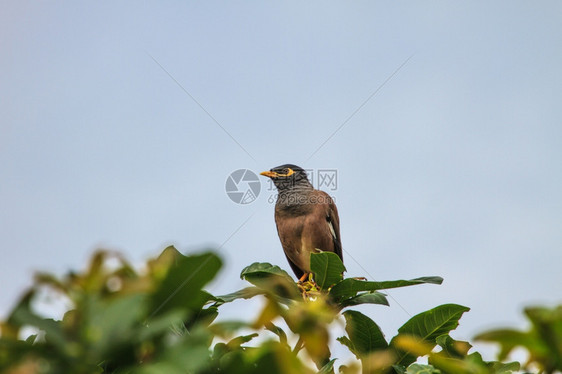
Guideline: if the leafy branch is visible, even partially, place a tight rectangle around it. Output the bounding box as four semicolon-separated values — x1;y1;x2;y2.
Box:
0;246;557;374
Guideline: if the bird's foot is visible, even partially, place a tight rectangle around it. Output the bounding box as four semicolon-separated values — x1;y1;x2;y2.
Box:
298;273;310;283
297;273;320;300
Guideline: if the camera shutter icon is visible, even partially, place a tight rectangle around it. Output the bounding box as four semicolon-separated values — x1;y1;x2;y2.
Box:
225;169;261;204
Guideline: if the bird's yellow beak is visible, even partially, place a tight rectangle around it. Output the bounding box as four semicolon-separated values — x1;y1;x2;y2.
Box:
261;168;295;178
260;171;278;178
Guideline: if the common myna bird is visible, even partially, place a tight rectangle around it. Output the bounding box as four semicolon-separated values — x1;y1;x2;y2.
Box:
260;164;343;282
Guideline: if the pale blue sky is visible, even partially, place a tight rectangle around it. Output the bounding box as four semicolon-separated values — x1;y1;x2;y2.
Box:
1;1;561;363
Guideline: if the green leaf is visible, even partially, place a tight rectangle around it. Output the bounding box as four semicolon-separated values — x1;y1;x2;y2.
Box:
185;305;219;330
525;305;562;364
227;333;259;349
475;305;562;371
329;277;442;302
391;304;470;367
139;330;213;374
215;287;266;304
406;363;441;374
138;309;187;341
342;310;388;357
489;360;521;373
317;358;336;374
149;245;185;280
249;340;312;374
340;292;389;308
310;252;345;290
435;334;471;358
240;262;299;299
85;293;147;360
396;304;469;339
25;334;38;344
337;336;355;356
474;328;544;360
150;251;222;318
241;262;295;281
265;323;288;346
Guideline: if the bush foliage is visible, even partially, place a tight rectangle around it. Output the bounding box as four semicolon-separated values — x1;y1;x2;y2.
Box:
1;247;560;373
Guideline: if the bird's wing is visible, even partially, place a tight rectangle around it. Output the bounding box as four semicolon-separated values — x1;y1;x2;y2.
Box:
318;191;343;262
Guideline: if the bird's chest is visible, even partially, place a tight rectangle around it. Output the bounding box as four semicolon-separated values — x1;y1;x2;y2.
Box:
275;209;306;237
274;203;326;268
276;201;309;216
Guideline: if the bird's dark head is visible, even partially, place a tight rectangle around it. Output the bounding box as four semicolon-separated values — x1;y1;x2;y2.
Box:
260;164;312;191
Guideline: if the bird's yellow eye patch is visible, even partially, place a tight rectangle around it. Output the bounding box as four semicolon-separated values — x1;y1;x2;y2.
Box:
277;168;295;177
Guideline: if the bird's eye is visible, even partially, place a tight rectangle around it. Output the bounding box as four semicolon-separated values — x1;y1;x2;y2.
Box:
275;168;295;177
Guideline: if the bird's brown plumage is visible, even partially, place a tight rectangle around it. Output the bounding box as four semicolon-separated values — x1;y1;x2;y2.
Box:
261;164;343;280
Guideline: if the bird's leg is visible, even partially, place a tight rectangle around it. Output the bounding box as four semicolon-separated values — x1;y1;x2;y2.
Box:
297;273;322;300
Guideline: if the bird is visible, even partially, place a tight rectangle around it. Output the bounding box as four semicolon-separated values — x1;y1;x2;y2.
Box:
260;164;343;282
